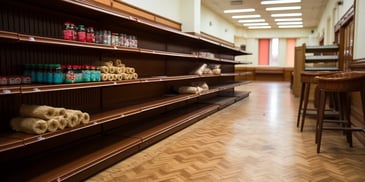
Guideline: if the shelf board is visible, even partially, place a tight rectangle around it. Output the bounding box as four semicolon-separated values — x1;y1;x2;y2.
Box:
305;45;339;52
304;67;340;71
305;55;338;62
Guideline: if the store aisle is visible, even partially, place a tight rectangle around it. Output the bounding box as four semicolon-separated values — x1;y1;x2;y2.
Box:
87;81;365;182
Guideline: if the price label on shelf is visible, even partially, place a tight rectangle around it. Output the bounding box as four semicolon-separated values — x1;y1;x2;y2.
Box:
33;88;41;92
28;36;35;41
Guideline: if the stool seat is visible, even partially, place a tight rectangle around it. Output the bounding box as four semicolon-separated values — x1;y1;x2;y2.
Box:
315;71;365;153
297;71;338;132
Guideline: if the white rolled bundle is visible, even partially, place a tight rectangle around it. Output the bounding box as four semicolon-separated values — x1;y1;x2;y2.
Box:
64;111;80;128
178;86;201;94
108;66;116;74
46;118;60;132
66;109;83;123
53;107;66;116
54;116;67;130
19;104;56;120
101;73;109;81
81;112;90;124
191;64;207;76
100;66;109;73
191;81;209;91
10;117;48;135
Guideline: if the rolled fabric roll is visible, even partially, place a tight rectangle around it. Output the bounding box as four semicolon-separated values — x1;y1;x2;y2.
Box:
101;73;109;81
46;117;60;132
125;67;135;74
100;66;109;73
107;74;114;81
115;67;123;74
191;81;209;91
113;74;118;80
10;117;48;135
191;64;207;76
108;66;116;74
120;73;126;80
54;116;67;130
114;59;123;66
64;111;80;128
132;73;138;79
120;66;126;73
53;107;66;116
178;86;200;94
212;68;221;75
19;104;56;120
66;109;83;123
81;112;90;124
117;74;123;81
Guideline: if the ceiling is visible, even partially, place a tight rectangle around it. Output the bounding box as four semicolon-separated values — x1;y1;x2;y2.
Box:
202;0;329;29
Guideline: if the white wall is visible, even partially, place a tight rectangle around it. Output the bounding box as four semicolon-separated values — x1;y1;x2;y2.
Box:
354;0;365;59
122;0;183;22
200;5;235;43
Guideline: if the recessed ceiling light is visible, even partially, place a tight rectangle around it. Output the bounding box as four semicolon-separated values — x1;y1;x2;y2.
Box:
248;26;272;29
261;0;301;5
232;15;261;19
266;6;301;11
278;25;304;28
271;13;302;17
243;23;269;26
238;19;266;23
277;22;302;25
224;8;255;13
275;18;302;21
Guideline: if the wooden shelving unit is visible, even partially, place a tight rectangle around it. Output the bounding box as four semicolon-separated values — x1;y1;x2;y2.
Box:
0;0;251;181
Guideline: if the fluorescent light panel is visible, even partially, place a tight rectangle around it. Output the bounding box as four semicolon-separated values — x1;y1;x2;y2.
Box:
271;13;302;17
232;15;261;19
224;8;255;13
248;26;271;29
261;0;301;5
275;18;302;21
243;23;269;26
277;22;302;25
238;19;266;23
266;6;301;11
278;25;303;28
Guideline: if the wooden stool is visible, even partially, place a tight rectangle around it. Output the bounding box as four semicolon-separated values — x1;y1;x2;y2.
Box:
296;71;337;132
315;72;365;153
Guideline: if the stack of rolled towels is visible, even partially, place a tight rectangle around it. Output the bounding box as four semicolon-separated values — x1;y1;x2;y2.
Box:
10;104;90;135
95;59;138;81
176;81;209;94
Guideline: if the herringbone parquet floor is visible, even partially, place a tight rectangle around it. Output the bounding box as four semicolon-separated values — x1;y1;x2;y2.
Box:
87;81;365;182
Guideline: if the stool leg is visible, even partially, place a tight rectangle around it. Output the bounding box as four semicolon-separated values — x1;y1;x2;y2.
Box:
342;92;353;147
300;83;311;132
297;82;306;128
316;90;326;153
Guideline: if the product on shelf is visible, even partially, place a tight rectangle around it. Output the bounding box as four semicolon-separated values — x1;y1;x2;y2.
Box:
10;117;48;135
11;104;91;134
191;64;207;76
96;59;138;81
191;81;209;91
177;86;203;94
19;104;57;120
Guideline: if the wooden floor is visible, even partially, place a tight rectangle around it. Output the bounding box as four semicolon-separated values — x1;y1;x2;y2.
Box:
87;81;365;182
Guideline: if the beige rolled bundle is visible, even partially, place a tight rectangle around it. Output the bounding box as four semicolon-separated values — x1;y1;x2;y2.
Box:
191;81;209;91
117;74;123;81
46;118;60;132
125;67;135;74
53;107;66;116
114;59;124;67
108;66;116;74
115;67;123;74
108;74;115;81
178;86;201;94
102;61;113;67
191;64;207;76
19;104;56;120
81;112;90;124
100;66;109;73
212;68;221;75
203;68;213;75
64;110;80;128
10;117;48;134
132;73;138;79
54;116;67;130
101;73;109;81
